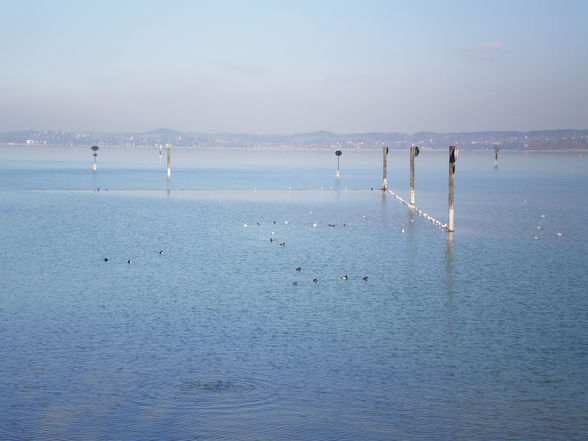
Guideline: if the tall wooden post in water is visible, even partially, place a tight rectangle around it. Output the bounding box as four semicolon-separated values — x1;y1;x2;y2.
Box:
448;146;457;233
166;144;171;178
382;146;389;190
409;146;419;206
494;145;501;168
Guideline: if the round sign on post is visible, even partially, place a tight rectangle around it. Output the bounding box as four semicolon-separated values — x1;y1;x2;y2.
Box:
91;146;99;152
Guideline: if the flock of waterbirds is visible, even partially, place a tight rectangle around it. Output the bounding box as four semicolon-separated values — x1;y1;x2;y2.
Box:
531;209;564;240
103;250;165;264
243;215;370;286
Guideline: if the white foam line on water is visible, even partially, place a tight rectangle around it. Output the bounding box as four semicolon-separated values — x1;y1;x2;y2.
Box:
387;190;448;231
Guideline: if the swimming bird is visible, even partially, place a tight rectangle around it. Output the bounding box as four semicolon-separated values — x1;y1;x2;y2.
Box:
556;232;563;236
284;220;289;224
127;259;133;264
312;222;317;228
270;238;273;242
312;278;318;283
243;223;248;227
537;226;543;230
341;275;349;280
279;242;286;247
540;214;546;218
363;276;368;281
295;267;301;272
159;250;164;254
292;281;298;286
104;258;109;262
533;236;539;240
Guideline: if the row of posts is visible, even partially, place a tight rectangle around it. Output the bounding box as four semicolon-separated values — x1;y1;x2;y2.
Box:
91;143;172;178
90;142;489;233
382;145;457;233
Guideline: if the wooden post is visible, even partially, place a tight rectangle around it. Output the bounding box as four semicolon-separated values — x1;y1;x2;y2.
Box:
409;146;415;205
448;146;457;233
382;146;389;190
494;145;500;168
166;144;171;178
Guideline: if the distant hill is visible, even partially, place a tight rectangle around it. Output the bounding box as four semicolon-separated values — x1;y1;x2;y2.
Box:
1;129;587;150
143;128;184;136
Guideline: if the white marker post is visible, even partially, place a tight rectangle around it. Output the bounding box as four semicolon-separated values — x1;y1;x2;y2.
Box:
166;144;171;178
335;150;342;178
409;146;419;206
382;146;389;190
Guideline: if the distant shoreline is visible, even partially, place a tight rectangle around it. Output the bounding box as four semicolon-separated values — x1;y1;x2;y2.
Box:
1;143;587;153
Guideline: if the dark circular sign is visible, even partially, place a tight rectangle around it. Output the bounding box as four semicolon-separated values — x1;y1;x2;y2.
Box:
335;150;342;156
91;146;99;151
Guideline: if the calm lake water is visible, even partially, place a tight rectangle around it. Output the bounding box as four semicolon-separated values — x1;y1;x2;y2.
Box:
1;145;587;440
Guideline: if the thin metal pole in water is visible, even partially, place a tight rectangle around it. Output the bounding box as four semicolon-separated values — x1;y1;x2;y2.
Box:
382;146;389;190
448;145;457;233
91;145;99;172
494;145;500;168
166;144;171;178
335;150;342;178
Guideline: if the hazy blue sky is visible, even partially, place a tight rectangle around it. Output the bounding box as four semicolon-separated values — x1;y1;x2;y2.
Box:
1;0;587;133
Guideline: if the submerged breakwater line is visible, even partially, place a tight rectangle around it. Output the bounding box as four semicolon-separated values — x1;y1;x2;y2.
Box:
381;145;456;232
386;189;448;231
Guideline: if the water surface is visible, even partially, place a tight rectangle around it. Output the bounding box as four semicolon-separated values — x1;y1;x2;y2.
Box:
1;146;587;440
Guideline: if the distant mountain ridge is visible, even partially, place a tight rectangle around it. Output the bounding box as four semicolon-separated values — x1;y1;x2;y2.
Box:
1;129;587;150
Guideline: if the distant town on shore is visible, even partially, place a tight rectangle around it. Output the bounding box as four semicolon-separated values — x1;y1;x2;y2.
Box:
1;128;587;151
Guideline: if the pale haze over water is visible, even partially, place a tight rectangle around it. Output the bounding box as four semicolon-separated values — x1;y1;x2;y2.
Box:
1;0;587;134
0;146;587;440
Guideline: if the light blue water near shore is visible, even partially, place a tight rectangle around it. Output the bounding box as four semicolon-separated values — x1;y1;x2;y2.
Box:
0;146;587;440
